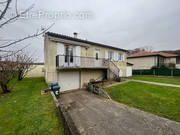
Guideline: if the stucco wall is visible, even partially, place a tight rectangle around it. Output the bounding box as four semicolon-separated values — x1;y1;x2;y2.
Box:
127;56;156;69
80;69;104;88
176;64;180;69
44;35;58;84
113;61;127;77
26;65;44;78
164;57;176;64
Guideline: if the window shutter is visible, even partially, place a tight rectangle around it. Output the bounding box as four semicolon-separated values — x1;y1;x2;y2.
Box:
111;52;114;61
57;43;65;67
75;46;81;66
122;54;125;61
75;46;81;56
114;52;118;61
105;51;108;60
57;43;64;55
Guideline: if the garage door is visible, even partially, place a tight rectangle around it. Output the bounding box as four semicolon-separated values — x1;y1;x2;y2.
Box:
58;71;80;92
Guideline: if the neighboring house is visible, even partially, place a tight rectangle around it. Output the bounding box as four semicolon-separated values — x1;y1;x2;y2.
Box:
44;32;128;91
127;51;180;70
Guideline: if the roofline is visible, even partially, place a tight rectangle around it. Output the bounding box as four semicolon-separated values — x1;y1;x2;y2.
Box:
127;62;133;66
127;54;178;59
46;32;128;52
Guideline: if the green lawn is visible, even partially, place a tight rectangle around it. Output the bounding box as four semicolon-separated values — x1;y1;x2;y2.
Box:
132;76;180;85
0;77;65;135
105;82;180;122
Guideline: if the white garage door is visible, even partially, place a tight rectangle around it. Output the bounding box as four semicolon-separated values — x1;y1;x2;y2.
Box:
58;71;80;92
126;66;132;77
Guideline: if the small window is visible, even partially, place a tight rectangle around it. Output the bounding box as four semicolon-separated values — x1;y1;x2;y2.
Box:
95;52;99;60
177;57;180;64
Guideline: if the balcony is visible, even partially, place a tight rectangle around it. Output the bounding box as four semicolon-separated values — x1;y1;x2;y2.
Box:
56;55;109;69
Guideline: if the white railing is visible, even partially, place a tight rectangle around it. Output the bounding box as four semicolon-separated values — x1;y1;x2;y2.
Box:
56;55;109;68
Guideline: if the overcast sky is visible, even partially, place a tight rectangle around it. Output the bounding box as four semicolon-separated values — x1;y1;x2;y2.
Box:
1;0;180;62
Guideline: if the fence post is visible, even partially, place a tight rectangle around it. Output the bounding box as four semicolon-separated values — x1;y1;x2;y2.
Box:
153;69;155;76
171;69;173;77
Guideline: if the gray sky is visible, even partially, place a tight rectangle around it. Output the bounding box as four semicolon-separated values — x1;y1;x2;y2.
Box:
1;0;180;62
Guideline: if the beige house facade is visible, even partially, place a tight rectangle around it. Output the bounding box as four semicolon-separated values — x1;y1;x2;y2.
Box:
127;51;180;70
44;32;128;91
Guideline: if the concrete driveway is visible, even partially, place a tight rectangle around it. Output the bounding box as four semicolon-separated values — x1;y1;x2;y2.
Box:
59;90;180;135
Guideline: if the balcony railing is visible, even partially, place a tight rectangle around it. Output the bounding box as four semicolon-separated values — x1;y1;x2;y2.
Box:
56;55;109;69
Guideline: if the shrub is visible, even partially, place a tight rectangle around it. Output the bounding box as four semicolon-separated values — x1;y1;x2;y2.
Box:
116;76;121;82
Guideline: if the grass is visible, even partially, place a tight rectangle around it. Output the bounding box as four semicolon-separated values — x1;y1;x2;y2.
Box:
0;77;65;135
132;76;180;85
105;82;180;122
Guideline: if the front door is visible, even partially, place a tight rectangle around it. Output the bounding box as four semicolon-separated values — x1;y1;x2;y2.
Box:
94;49;101;67
64;45;74;67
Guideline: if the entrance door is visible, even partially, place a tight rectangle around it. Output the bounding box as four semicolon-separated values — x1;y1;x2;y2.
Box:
94;49;101;67
64;45;74;67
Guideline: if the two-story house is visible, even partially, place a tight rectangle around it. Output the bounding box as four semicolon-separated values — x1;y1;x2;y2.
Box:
44;32;128;92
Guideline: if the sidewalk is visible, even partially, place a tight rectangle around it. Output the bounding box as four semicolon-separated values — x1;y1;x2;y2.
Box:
129;79;180;88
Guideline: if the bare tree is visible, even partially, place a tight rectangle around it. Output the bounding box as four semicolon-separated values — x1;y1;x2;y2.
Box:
0;56;18;93
0;0;54;57
16;52;35;81
0;0;53;94
128;46;153;55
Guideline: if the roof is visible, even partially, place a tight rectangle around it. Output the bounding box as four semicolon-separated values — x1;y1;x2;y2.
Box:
127;51;178;58
46;32;127;52
127;62;133;66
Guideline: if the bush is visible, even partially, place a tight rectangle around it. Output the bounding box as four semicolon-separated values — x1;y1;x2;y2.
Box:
116;76;121;82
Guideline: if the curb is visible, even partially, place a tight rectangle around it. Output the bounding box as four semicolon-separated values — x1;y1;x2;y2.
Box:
50;92;81;135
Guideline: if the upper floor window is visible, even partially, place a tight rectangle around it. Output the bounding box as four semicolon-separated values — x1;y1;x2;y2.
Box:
108;51;113;61
118;53;123;61
177;57;180;64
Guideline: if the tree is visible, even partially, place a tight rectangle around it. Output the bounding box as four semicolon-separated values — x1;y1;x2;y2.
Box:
0;56;18;93
0;0;53;57
16;53;35;81
128;46;153;55
0;0;53;93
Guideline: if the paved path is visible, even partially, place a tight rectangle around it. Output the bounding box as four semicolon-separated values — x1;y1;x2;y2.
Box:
129;79;180;88
59;90;180;135
104;80;129;88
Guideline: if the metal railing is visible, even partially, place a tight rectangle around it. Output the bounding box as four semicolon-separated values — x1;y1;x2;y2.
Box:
108;61;120;77
56;55;109;69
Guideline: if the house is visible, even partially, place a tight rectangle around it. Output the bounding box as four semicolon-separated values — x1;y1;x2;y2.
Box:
127;51;180;70
44;32;128;91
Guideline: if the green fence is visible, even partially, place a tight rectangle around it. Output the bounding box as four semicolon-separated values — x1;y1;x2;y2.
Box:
133;68;180;77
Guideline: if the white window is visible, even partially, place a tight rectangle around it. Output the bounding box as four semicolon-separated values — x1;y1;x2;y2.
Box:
108;51;113;61
118;53;123;61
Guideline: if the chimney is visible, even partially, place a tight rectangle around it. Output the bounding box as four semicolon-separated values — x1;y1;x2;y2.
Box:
73;32;78;38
